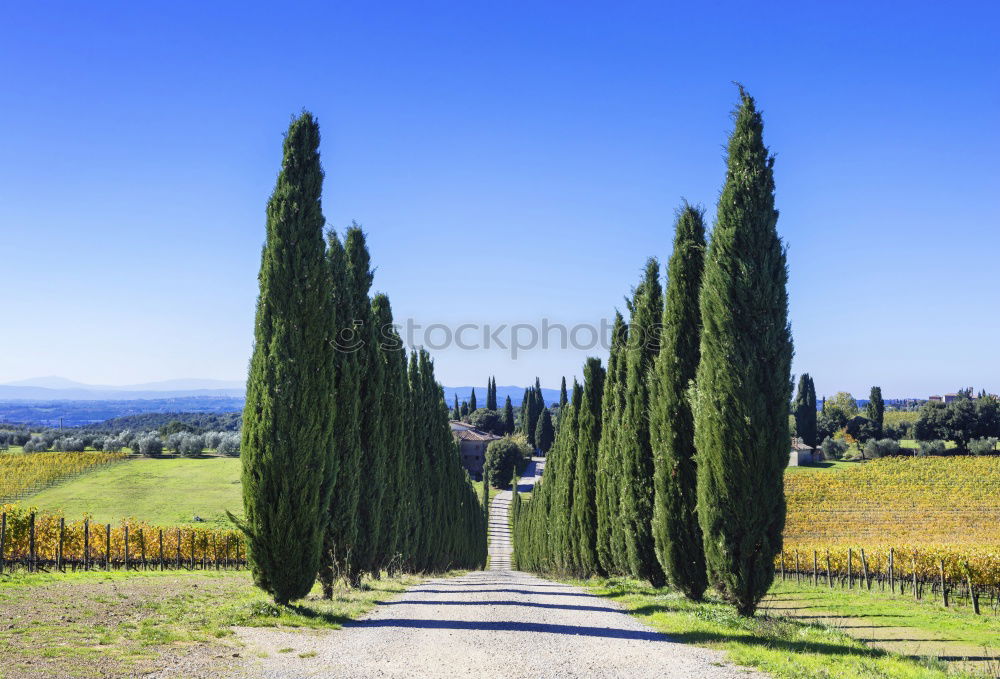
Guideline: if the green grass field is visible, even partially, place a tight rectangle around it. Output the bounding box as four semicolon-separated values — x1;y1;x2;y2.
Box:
576;577;995;679
24;457;243;527
0;569;421;679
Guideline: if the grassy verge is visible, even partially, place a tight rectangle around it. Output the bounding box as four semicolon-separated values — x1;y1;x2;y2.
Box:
573;576;984;679
0;568;421;678
24;457;242;526
765;580;1000;651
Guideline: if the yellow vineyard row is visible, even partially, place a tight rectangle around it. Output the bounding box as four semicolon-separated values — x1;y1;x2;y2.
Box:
0;451;128;501
0;504;245;564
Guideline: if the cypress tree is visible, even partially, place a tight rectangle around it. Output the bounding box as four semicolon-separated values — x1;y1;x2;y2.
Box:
461;401;470;417
469;387;477;412
595;312;627;575
238;112;336;605
486;377;497;410
650;204;707;600
866;386;884;437
559;377;568;409
522;388;537;446
794;374;818;447
552;381;583;572
319;230;361;597
535;407;555;454
695;87;793;617
453;395;461;421
348;230;388;580
502;396;515;435
519;388;531;436
570;357;605;575
619;258;666;587
373;293;407;574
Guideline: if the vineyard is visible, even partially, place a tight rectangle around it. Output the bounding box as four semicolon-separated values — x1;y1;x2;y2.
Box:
780;456;1000;613
0;504;246;572
0;450;129;503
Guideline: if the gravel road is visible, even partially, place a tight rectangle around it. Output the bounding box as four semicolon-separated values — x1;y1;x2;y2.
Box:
236;457;765;678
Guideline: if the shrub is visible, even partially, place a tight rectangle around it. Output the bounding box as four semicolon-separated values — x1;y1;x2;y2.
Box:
484;435;527;488
136;434;164;457
102;437;124;453
217;433;241;457
178;434;204;458
917;439;946;457
166;433;185;454
53;437;85;453
969;437;999;456
863;438;900;459
819;437;848;460
23;436;49;453
203;431;224;450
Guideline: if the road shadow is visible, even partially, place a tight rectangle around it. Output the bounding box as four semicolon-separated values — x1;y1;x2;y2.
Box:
378;599;620;613
348;618;667;641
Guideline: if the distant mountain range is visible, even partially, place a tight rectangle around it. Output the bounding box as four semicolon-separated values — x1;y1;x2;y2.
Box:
0;376;245;401
0;377;561;407
442;385;561;408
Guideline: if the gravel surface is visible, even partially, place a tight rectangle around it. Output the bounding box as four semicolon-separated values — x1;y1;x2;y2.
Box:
237;458;766;679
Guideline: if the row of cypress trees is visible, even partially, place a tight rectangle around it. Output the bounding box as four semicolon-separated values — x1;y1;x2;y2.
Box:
239;112;486;605
512;87;793;617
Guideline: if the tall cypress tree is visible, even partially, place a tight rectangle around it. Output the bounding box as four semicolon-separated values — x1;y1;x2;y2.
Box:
596;312;627;575
522;388;537;446
373;293;407;574
866;386;884;437
238;112;336;604
650;204;707;600
469;387;477;412
486;377;497;410
695;87;793;617
502;396;515;434
570;357;605;575
559;377;568;409
535;407;555;454
319;230;361;597
349;230;388;580
453;394;461;421
619;258;666;587
794;374;818;447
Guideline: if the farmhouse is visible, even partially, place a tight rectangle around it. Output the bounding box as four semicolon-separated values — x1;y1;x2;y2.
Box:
788;437;815;466
449;421;500;481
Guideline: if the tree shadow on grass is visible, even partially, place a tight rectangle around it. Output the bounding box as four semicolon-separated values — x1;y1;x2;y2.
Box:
286;604;354;627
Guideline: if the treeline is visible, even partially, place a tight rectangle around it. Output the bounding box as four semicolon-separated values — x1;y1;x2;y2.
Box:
238;113;485;605
513;88;793;617
451;377;557;455
795;385;1000;458
1;427;240;457
84;411;242;434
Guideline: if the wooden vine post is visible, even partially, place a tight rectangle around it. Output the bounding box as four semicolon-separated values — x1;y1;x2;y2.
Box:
826;551;833;588
105;524;111;571
124;525;130;571
158;530;164;570
813;550;818;586
939;560;948;607
0;512;6;575
847;549;853;589
83;520;90;571
888;548;895;593
29;512;36;573
57;517;65;572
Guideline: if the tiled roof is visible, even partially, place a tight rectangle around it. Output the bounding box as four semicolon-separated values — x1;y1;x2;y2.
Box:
454;428;501;442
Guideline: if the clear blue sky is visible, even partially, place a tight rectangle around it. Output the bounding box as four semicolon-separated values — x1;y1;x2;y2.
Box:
2;1;997;399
